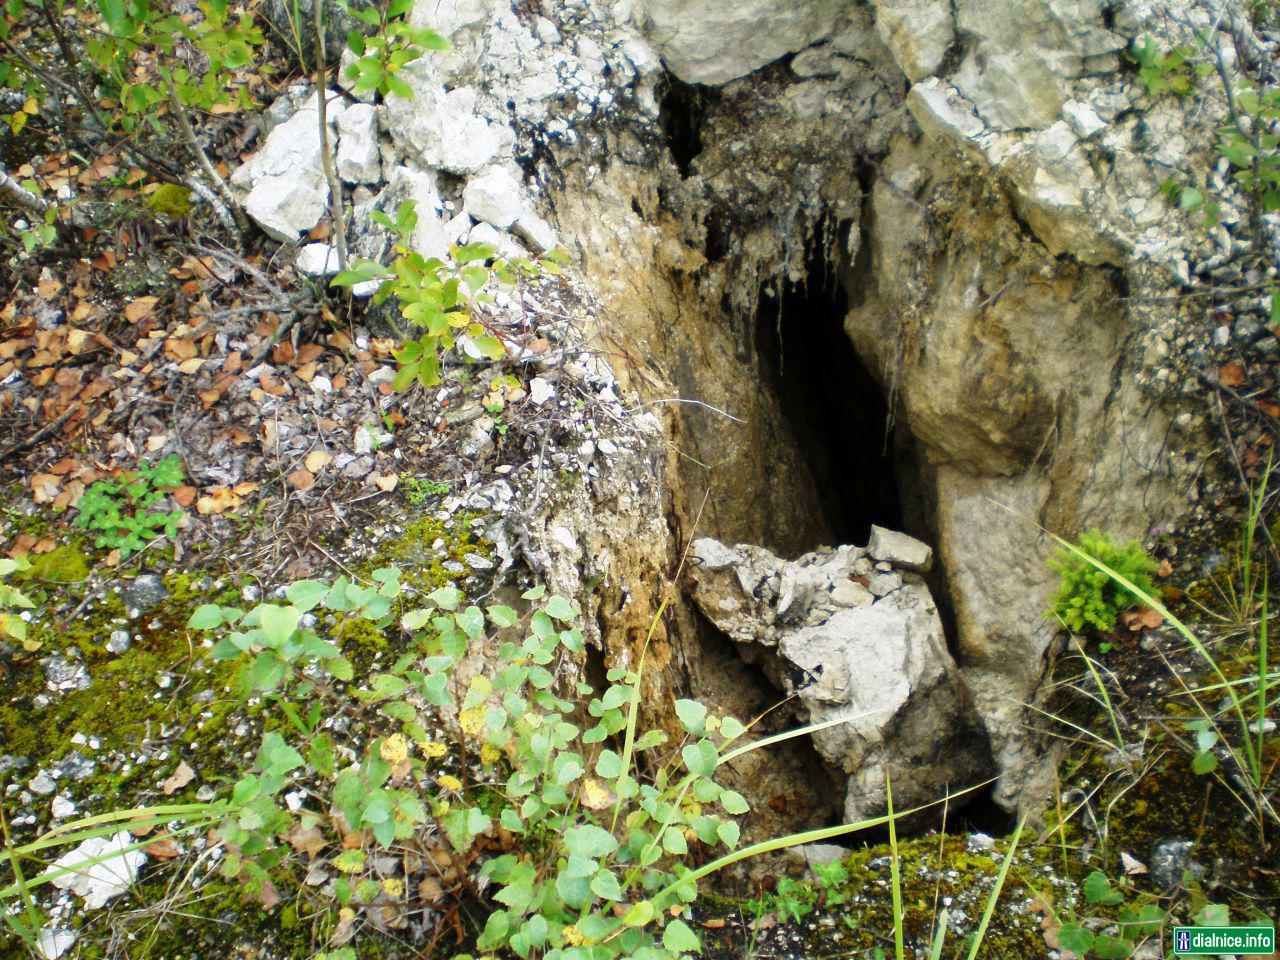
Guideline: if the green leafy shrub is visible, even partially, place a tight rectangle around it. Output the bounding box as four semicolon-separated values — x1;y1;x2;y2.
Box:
1046;530;1157;634
72;455;185;558
0;556;35;650
332;200;564;389
341;0;448;99
187;570;893;956
1130;34;1200;97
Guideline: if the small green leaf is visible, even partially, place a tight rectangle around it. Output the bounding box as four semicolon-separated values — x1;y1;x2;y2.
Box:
327;657;354;681
563;824;617;859
1082;870;1124;906
674;699;707;734
590;870;623;901
188;604;224;629
719;716;746;739
596;749;622;779
257;604;301;648
545;595;578;621
487;604;518;628
716;820;740;848
429;585;462;610
622;901;654;927
663;918;700;954
681;740;718;779
1192;750;1218;774
1058;925;1093;954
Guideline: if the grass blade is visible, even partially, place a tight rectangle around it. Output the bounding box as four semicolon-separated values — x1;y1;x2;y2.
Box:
648;781;992;906
965;813;1026;960
887;772;904;960
928;908;950;960
718;711;877;766
1258;578;1269;789
611;597;666;834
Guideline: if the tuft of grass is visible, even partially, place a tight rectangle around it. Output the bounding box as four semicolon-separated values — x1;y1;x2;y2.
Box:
1053;532;1278;834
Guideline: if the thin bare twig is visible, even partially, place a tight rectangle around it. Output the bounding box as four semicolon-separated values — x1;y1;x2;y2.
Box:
162;73;248;237
312;0;347;271
0;404;79;464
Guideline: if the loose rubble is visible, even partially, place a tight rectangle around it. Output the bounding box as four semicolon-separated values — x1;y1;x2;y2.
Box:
688;535;991;820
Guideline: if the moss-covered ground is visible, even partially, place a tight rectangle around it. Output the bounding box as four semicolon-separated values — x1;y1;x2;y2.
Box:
0;506;492;958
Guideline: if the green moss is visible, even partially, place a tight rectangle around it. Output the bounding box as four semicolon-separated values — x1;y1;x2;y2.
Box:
362;512;493;600
4;572;246;795
25;542;91;583
145;183;194;217
700;832;1049;960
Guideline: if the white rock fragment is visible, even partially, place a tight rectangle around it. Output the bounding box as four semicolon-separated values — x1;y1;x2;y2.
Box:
35;927;77;960
1062;99;1107;139
386;83;513;175
630;0;848;84
873;0;955;82
867;525;933;572
50;830;147;910
529;377;554;405
534;15;559;43
411;0;493;36
336;102;382;184
296;243;341;277
514;211;557;252
233;99;334;240
50;795;76;819
244;175;328;243
463;167;524;230
29;770;56;795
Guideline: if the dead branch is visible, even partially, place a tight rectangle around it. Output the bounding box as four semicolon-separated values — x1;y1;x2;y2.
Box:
0;162;51;215
163;73;249;237
312;0;347;272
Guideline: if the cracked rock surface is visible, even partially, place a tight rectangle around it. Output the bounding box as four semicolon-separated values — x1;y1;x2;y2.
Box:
687;535;991;821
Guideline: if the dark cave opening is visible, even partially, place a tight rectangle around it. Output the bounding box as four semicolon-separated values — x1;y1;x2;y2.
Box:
658;77;706;178
743;232;1015;837
754;238;903;548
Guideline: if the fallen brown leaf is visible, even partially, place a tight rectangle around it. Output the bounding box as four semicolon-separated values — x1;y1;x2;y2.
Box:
124;297;159;323
1122;606;1164;632
287;825;326;857
144;838;181;859
162;761;196;795
288;468;315;491
304;450;332;474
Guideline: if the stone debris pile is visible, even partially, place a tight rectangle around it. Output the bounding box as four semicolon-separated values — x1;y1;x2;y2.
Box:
688;527;991;821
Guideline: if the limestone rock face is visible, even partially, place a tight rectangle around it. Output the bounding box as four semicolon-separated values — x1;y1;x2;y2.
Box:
231;94;338;240
227;0;1218;824
871;0;954;82
336;103;381;184
629;0;857;85
687;537;991;820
